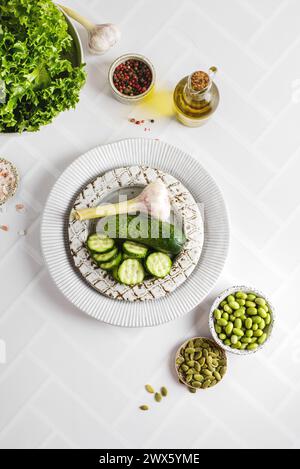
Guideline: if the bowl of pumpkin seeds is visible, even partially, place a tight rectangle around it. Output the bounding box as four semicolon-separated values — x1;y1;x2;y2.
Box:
175;337;227;391
209;286;275;355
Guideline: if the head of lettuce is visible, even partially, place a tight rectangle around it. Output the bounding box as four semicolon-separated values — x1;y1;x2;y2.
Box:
0;0;86;133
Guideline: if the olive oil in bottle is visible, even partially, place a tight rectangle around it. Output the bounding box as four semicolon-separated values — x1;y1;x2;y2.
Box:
173;67;219;127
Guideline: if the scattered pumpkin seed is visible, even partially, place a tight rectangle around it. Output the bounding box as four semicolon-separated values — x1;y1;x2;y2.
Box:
145;384;154;394
154;392;162;402
161;386;168;397
140;405;149;411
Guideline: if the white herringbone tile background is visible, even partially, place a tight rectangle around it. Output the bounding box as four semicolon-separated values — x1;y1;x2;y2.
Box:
0;0;300;449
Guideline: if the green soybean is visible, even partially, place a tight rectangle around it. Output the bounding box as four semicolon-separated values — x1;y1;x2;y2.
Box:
255;297;266;306
214;309;222;320
225;322;234;335
236;292;247;299
258;333;267;345
247;294;256;301
245;318;252;329
234;318;242;329
247;307;258;316
217;318;228;327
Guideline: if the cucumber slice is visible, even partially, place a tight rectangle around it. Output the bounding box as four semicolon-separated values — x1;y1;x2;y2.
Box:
118;259;145;286
145;252;172;278
87;234;114;253
123;241;148;259
99;252;122;271
112;266;120;282
92;247;118;263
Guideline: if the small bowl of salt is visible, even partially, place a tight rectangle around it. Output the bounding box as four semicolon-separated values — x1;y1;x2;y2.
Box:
0;158;19;206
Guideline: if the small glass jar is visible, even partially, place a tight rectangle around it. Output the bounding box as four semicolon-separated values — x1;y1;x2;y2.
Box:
173;66;219;127
108;53;156;104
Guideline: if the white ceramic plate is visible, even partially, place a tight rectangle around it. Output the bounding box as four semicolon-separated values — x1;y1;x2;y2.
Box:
68;166;204;301
41;139;229;327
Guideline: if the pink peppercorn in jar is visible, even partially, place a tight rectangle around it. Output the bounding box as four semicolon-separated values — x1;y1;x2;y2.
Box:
108;54;156;104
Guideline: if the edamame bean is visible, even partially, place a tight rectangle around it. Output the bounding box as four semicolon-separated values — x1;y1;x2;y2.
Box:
217;318;228;327
233;328;244;337
222;312;229;321
224;339;231;346
233;341;242;349
246;330;253;338
253;316;262;324
254;329;263;338
247;294;256;301
223;304;233;313
227;295;235;303
245;301;256;308
245;318;252;329
214;309;222;320
255;297;266;307
234;308;245;318
258;308;267;319
229;301;240;310
252;324;259;331
236;292;247;300
234;318;242;329
258;333;267;345
219;333;226;341
220;300;227;307
260;319;266;330
231;335;238;345
247;307;258;316
215;325;222;334
236;299;246;306
265;313;271;326
241;337;252;344
225;322;234;335
247;343;258;351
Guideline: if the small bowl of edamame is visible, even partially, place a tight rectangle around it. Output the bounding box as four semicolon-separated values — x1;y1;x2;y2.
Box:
209;286;275;355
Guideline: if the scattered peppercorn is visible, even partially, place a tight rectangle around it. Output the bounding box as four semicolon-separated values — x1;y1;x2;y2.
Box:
113;59;152;96
150;119;155;123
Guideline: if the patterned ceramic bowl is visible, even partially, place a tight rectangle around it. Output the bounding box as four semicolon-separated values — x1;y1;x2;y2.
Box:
209;286;275;355
0;158;19;206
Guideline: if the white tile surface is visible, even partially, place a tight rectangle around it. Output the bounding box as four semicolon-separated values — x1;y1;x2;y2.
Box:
0;0;300;450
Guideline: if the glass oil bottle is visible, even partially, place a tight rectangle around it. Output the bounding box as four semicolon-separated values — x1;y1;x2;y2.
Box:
173;67;219;127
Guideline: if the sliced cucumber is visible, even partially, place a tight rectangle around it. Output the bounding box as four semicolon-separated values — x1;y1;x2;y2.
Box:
145;252;172;278
99;252;122;271
118;259;145;286
112;266;120;282
87;233;114;253
92;247;118;263
123;241;148;259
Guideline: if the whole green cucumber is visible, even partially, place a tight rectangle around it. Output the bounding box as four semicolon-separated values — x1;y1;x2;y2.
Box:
100;215;186;255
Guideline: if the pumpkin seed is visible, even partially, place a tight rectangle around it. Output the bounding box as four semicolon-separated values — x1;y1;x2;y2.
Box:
191;381;202;388
145;384;154;394
154;392;162;402
161;386;168;397
140;405;149;411
202;380;211;389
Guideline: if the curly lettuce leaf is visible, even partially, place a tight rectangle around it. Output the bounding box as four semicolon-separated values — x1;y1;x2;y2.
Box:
0;0;86;132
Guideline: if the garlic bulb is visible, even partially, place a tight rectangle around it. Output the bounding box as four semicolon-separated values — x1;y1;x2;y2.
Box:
58;5;121;55
75;181;171;221
88;24;121;55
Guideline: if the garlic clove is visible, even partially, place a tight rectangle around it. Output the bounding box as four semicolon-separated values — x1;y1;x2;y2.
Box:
88;23;121;55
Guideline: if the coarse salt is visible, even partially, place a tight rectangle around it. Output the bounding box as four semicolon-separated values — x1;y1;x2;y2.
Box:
0;161;17;204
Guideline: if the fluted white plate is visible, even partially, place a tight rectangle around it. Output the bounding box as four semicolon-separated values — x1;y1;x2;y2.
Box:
41;139;229;327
